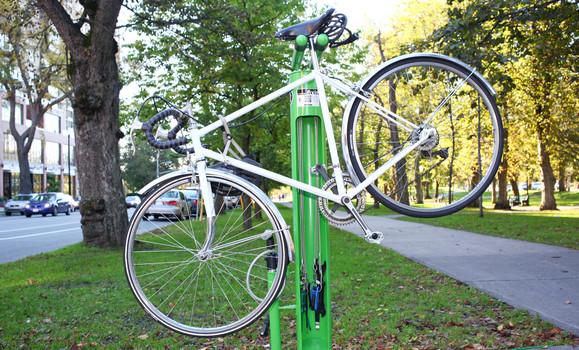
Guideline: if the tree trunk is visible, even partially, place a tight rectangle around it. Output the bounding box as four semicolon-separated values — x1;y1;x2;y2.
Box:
16;146;33;193
510;177;520;197
491;178;496;204
37;0;128;247
424;181;431;200
469;171;480;207
414;157;423;204
5;91;34;194
558;165;566;192
214;195;225;214
537;125;557;210
494;129;510;209
388;76;409;204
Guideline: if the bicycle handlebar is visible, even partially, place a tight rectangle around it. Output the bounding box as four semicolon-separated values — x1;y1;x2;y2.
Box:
141;108;194;155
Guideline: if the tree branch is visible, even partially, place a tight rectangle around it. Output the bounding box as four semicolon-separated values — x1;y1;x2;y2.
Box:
35;0;86;57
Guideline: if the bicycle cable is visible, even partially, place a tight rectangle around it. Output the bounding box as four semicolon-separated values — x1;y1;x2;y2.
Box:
228;91;291;128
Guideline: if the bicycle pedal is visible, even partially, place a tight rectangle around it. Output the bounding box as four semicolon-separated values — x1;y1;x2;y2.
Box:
365;231;384;244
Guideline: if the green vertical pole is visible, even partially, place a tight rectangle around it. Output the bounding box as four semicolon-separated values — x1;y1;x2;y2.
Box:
268;270;281;348
289;35;331;350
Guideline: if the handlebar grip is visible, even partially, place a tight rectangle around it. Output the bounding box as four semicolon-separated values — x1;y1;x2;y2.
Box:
142;108;193;153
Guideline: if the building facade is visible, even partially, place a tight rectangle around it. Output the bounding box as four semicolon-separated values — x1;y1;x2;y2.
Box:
0;93;77;199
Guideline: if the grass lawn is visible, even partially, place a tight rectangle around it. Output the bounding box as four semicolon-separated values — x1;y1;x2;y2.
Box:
0;205;577;349
363;191;579;250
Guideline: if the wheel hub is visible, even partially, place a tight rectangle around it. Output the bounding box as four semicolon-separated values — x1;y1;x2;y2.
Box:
412;124;439;151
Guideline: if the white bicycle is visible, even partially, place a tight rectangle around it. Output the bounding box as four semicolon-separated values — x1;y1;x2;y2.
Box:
124;8;503;338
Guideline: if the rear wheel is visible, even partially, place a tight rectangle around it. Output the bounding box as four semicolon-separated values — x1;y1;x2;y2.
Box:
343;54;503;218
124;171;289;337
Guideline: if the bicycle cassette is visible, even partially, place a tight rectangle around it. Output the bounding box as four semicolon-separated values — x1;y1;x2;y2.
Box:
317;176;366;225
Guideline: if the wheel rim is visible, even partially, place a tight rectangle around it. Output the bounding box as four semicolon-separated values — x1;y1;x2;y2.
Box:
347;58;502;217
124;173;288;337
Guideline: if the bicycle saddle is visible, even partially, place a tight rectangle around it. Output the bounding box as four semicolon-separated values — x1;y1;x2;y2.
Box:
275;8;335;40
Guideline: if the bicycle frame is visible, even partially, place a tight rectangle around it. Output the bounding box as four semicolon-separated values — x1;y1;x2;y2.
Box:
183;39;431;220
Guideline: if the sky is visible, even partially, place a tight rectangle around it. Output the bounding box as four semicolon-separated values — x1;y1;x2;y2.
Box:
313;0;406;31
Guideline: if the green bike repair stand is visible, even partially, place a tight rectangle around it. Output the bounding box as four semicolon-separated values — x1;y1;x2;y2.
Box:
268;34;332;350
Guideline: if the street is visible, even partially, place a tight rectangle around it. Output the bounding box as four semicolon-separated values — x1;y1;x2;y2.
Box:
0;208;181;264
0;210;84;264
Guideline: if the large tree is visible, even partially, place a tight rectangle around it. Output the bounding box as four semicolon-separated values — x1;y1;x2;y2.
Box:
35;0;128;247
0;0;71;194
430;0;578;210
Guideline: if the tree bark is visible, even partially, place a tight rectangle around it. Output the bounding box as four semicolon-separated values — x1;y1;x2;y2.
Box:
510;177;520;197
494;129;510;209
558;165;566;192
36;0;128;247
537;123;557;210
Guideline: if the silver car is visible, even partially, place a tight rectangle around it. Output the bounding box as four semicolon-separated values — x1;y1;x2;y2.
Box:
4;194;35;216
145;190;191;220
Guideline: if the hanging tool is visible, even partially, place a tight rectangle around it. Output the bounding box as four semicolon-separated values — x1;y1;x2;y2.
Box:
309;259;326;329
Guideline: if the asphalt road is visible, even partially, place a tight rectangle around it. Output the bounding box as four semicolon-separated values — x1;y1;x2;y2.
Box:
0;208;184;264
0;210;85;264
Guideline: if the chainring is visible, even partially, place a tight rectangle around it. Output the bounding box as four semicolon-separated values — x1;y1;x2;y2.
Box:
317;176;366;225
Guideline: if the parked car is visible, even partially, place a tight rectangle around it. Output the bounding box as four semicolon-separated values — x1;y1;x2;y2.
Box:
531;182;541;190
125;195;142;208
145;190;191;220
519;182;527;190
63;194;79;211
4;194;35;216
224;195;240;209
182;188;200;216
24;192;72;217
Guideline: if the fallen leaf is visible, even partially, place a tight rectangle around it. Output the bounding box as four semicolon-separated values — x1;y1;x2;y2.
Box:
138;334;149;340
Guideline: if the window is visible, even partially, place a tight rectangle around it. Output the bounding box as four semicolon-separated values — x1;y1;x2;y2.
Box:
44;112;60;133
2;100;10;122
63;145;75;166
3;133;17;161
45;141;60;165
28;139;42;163
15;103;22;124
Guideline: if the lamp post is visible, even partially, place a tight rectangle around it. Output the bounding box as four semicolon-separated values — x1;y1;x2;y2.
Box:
67;129;72;196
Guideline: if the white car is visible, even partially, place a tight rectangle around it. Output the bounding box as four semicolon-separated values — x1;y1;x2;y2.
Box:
224;195;240;209
145;190;191;220
4;194;36;216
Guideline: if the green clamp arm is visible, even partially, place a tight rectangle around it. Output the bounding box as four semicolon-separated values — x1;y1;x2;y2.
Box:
291;35;309;71
312;34;329;68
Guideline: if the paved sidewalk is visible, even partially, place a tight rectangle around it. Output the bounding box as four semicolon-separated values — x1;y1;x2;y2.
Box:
337;215;579;337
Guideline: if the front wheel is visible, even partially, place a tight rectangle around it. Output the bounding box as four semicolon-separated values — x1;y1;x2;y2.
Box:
124;171;290;337
343;54;503;218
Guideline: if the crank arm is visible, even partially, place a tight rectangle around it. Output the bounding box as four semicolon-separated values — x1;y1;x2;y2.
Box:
341;197;383;244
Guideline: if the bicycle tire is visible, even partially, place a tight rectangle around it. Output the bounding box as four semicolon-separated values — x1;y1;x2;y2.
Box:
124;170;290;337
343;54;503;218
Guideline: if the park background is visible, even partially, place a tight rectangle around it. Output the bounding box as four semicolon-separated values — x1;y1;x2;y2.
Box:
0;0;578;348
